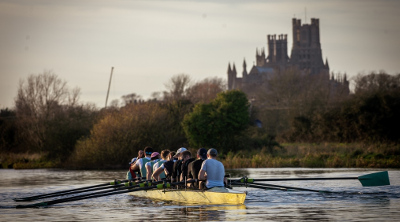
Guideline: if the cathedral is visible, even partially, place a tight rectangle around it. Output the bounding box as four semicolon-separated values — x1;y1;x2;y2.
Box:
227;18;349;97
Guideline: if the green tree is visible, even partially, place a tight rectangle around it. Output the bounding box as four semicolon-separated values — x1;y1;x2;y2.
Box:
0;108;18;152
182;90;250;152
291;72;400;143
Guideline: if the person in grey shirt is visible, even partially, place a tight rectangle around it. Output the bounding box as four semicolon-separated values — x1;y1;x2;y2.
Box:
198;148;226;189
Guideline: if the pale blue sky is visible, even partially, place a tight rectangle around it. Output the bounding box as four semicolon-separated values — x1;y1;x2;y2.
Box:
1;0;399;108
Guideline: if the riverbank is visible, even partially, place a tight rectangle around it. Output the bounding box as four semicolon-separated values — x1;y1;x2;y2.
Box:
2;143;399;169
0;152;60;169
222;143;400;168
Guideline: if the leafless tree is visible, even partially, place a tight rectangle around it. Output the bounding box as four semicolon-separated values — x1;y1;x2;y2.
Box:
186;77;226;103
163;74;192;101
109;99;120;108
121;93;142;106
354;71;400;95
14;70;81;151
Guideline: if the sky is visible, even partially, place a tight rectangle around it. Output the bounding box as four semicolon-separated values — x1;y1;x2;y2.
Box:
1;0;399;109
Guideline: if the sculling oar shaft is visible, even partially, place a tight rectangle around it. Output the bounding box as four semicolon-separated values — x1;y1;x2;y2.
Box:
230;171;390;187
20;182;142;207
15;180;194;209
15;182;128;202
250;181;331;193
232;182;288;191
13;179;129;201
21;180;156;207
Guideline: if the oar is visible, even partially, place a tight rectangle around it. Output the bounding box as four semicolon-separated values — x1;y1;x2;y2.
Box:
16;180;159;208
237;181;333;193
15;180;191;209
16;181;146;208
15;182;129;202
232;182;288;191
230;171;390;187
13;179;129;202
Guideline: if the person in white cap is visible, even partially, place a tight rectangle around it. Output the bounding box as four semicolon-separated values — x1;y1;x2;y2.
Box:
171;147;187;182
199;148;226;189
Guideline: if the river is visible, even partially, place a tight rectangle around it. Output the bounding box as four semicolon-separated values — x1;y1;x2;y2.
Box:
0;168;399;221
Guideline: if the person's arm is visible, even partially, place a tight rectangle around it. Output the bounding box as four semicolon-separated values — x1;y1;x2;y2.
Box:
181;161;188;181
152;166;164;181
198;169;207;180
187;162;193;179
131;159;140;171
146;163;152;181
171;161;179;182
198;160;207;180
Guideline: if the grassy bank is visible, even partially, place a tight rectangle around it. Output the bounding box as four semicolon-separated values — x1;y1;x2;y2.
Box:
222;143;400;168
2;143;399;169
0;153;60;169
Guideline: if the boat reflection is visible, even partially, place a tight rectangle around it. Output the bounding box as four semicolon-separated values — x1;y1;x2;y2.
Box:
177;204;247;221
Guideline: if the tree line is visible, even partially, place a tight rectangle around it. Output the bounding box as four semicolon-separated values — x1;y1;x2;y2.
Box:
0;70;399;168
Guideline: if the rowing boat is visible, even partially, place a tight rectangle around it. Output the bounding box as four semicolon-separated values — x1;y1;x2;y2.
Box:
129;187;246;205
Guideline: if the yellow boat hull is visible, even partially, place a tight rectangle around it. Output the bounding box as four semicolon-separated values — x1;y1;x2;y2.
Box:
129;187;246;205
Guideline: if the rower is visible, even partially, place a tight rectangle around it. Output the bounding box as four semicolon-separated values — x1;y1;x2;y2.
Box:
187;148;207;188
130;146;153;180
171;147;187;183
152;151;176;181
198;148;226;189
151;150;170;181
180;150;195;182
127;150;144;180
145;152;161;181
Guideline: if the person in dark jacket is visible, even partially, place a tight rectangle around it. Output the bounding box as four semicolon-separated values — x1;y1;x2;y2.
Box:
180;150;195;182
171;147;187;182
152;151;175;181
187;148;207;188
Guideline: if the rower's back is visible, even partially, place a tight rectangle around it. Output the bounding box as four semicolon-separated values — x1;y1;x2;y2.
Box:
201;158;225;188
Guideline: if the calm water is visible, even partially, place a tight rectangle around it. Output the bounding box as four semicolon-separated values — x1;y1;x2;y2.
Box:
0;168;399;221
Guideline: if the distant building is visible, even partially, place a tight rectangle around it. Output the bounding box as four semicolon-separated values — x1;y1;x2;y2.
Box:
227;18;349;97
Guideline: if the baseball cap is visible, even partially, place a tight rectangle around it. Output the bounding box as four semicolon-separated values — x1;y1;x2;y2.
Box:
207;148;218;156
151;152;160;159
173;147;187;157
128;157;136;165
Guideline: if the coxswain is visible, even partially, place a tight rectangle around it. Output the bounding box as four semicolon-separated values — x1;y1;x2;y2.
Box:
130;146;153;180
198;148;226;189
187;148;207;188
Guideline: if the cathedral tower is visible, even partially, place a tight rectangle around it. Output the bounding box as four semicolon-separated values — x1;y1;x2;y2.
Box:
290;18;328;77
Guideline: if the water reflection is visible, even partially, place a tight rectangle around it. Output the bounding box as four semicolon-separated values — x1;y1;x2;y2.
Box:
297;207;330;221
176;205;246;221
225;169;250;178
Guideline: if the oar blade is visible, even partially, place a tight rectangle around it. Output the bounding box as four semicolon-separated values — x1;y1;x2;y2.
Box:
358;171;390;186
